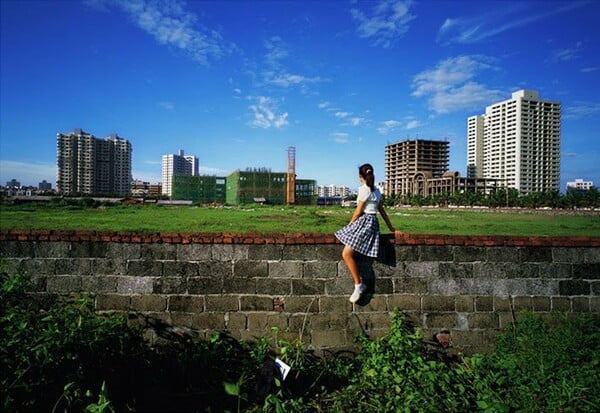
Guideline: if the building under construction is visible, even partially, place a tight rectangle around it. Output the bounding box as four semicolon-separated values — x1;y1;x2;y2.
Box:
171;175;226;204
385;139;500;197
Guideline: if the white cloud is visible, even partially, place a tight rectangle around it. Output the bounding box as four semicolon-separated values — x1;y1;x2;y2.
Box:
377;120;401;134
351;0;416;48
405;119;421;129
437;2;588;45
97;0;235;65
551;42;583;62
318;101;331;109
412;55;503;114
335;111;350;118
247;96;289;129
331;132;349;144
158;101;174;111
563;102;600;120
348;117;365;126
581;67;599;73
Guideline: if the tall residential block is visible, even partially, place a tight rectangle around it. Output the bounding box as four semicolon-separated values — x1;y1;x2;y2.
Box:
385;139;449;196
161;149;199;197
56;129;132;196
467;90;561;194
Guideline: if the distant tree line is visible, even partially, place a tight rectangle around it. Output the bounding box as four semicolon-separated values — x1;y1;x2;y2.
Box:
381;188;599;209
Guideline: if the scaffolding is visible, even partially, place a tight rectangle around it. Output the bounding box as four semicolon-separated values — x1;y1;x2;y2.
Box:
171;175;226;204
287;146;296;205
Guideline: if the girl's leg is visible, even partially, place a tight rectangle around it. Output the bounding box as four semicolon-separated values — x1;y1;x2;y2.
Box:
342;245;361;285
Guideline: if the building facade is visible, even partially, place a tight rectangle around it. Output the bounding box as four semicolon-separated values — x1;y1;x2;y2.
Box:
566;178;594;191
56;129;132;196
161;150;199;197
317;185;350;198
385;139;449;196
467;90;561;194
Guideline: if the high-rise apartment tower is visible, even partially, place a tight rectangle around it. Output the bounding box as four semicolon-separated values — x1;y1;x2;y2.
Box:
56;129;132;196
385;139;449;196
161;149;199;197
467;90;561;194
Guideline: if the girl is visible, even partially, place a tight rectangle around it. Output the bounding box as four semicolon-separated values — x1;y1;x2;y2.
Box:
335;163;397;303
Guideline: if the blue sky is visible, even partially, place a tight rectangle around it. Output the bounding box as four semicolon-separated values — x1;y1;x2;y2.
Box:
1;0;599;192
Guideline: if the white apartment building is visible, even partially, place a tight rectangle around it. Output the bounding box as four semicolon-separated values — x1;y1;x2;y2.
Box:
566;179;594;191
317;185;350;198
161;149;199;196
56;129;132;196
467;90;561;194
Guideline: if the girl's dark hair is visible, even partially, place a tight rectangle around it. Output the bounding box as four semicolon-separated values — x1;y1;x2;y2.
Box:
358;163;375;190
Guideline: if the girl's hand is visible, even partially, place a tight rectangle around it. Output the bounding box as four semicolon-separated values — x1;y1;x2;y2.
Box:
394;230;405;236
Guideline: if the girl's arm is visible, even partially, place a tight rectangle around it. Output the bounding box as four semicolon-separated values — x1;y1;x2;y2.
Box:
378;203;396;232
350;200;366;223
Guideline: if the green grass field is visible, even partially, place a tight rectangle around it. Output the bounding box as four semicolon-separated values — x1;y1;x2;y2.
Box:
1;203;599;237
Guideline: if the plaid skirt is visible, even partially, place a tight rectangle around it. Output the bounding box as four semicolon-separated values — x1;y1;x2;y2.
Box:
335;214;380;257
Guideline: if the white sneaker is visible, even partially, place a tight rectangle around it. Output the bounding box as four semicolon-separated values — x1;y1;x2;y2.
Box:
349;283;366;303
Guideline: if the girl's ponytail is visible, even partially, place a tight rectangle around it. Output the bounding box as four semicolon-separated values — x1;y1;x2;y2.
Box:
358;163;375;191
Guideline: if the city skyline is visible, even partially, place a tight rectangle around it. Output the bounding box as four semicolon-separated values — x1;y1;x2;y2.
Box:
1;0;599;192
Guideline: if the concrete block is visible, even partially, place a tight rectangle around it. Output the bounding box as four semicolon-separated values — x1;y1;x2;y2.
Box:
127;260;163;277
234;260;268;278
455;296;474;312
402;261;439;278
539;263;572;278
21;258;56;276
95;294;130;311
246;244;281;260
467;313;499;329
222;277;256;294
205;296;239;312
55;258;93;275
192;313;226;331
310;329;349;349
33;242;70;258
91;258;127;275
177;244;212;261
81;275;118;293
47;275;82;293
70;242;107;258
2;258;22;276
324;276;352;296
355;295;387;312
388;295;421;311
552;248;584;264
423;295;455;311
521;247;552;263
453;246;486;262
572;263;600;279
428;278;463;295
373;278;394;294
439;262;474;278
572;297;590;312
153;277;187;294
475;296;493;312
320;296;352;313
494;296;511;311
316;244;342;261
225;312;247;331
255;278;292;295
117;276;155;294
246;313;269;331
424;312;456;329
212;244;247;261
168;295;204;312
292;279;325;295
162;261;199;277
394;246;419;262
551;297;571;311
283;245;317;261
131;295;167;312
0;241;34;258
559;280;591;296
283;296;319;313
303;261;337;278
419;246;453;262
189;277;225;294
531;296;551;311
269;261;303;278
584;248;600;264
140;244;177;260
589;297;600;313
198;261;232;278
240;296;274;311
592;281;600;296
486;247;521;262
512;296;532;310
395;276;427;294
106;243;141;260
475;262;539;279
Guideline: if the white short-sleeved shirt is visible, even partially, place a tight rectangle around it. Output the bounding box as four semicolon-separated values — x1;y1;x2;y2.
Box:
357;184;381;214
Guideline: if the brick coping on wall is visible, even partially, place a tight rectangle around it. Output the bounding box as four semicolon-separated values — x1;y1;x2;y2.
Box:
1;229;599;247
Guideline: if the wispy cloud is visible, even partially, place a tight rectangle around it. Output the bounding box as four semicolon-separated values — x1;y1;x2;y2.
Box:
550;42;583;62
261;37;323;89
351;0;415;48
377;120;401;134
581;67;599;73
348;117;365;126
92;0;235;65
247;96;289;129
158;101;174;111
412;55;503;114
335;111;350;118
331;132;349;144
437;1;589;45
405;119;421;130
563;102;600;120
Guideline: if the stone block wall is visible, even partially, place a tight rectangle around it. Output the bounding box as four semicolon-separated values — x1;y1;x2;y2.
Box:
1;230;599;354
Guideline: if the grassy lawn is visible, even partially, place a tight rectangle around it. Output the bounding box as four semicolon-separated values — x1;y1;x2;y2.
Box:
1;203;599;237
